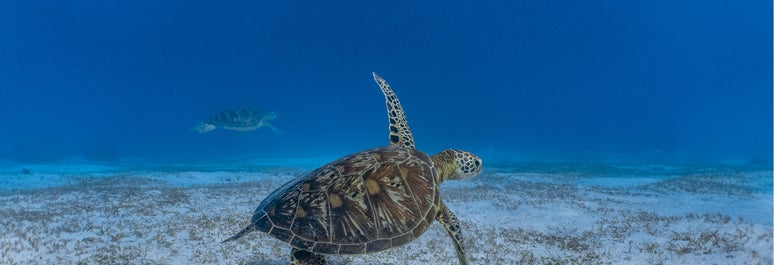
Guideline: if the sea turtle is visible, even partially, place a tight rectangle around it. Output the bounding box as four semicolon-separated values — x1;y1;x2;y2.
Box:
223;73;482;265
194;107;280;134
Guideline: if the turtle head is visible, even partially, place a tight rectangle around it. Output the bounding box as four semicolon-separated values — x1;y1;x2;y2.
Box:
194;122;216;133
263;111;278;121
431;149;482;183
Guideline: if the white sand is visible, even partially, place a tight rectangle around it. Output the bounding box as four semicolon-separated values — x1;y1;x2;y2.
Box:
0;162;771;264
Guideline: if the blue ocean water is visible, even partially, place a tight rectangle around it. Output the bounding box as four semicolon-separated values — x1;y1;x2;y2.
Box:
0;1;770;165
0;2;772;264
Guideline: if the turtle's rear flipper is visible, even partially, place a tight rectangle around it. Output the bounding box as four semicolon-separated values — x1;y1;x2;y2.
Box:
290;248;327;265
222;224;256;243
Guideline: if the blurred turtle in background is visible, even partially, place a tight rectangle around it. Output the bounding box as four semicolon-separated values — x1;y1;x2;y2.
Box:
195;107;280;134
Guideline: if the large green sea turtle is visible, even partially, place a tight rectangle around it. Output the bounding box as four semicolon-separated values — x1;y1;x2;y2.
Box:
223;73;482;265
194;107;280;134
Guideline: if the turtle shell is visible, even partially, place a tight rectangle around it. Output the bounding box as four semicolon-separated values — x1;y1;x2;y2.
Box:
205;107;265;128
249;145;441;254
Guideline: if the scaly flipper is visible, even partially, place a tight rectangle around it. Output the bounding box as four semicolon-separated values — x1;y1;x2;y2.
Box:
262;122;282;135
372;72;415;148
290;248;327;265
437;202;468;265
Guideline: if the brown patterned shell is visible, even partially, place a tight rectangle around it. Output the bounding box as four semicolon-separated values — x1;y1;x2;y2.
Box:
249;145;441;254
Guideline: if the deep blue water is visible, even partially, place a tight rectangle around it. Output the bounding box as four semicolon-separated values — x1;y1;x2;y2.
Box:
0;1;771;165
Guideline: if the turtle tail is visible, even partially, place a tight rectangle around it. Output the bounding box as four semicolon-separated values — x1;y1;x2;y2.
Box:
222;224;257;243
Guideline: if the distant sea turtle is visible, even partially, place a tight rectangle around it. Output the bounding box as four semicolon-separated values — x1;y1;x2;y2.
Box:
223;73;482;265
194;107;280;134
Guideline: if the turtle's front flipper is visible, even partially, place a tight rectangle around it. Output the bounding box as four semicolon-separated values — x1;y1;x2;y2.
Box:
290;248;327;265
263;122;282;135
437;203;468;265
372;72;415;149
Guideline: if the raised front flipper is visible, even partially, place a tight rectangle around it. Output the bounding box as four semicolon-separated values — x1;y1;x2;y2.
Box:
372;72;415;149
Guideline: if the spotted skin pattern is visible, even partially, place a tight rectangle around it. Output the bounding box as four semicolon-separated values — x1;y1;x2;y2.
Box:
291;248;327;265
373;73;415;149
453;150;482;176
223;73;482;265
438;202;466;265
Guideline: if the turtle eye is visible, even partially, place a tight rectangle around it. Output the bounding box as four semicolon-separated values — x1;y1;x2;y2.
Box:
474;160;481;168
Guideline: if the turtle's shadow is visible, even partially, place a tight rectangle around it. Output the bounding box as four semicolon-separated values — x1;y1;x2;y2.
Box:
243;258;348;265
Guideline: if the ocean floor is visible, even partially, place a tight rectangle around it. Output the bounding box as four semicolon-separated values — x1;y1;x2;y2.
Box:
0;160;771;264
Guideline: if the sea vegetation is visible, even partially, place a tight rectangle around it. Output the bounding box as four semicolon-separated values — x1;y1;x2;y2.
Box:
0;164;770;264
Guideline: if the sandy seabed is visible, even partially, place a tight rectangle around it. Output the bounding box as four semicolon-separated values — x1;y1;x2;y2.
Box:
0;162;771;265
